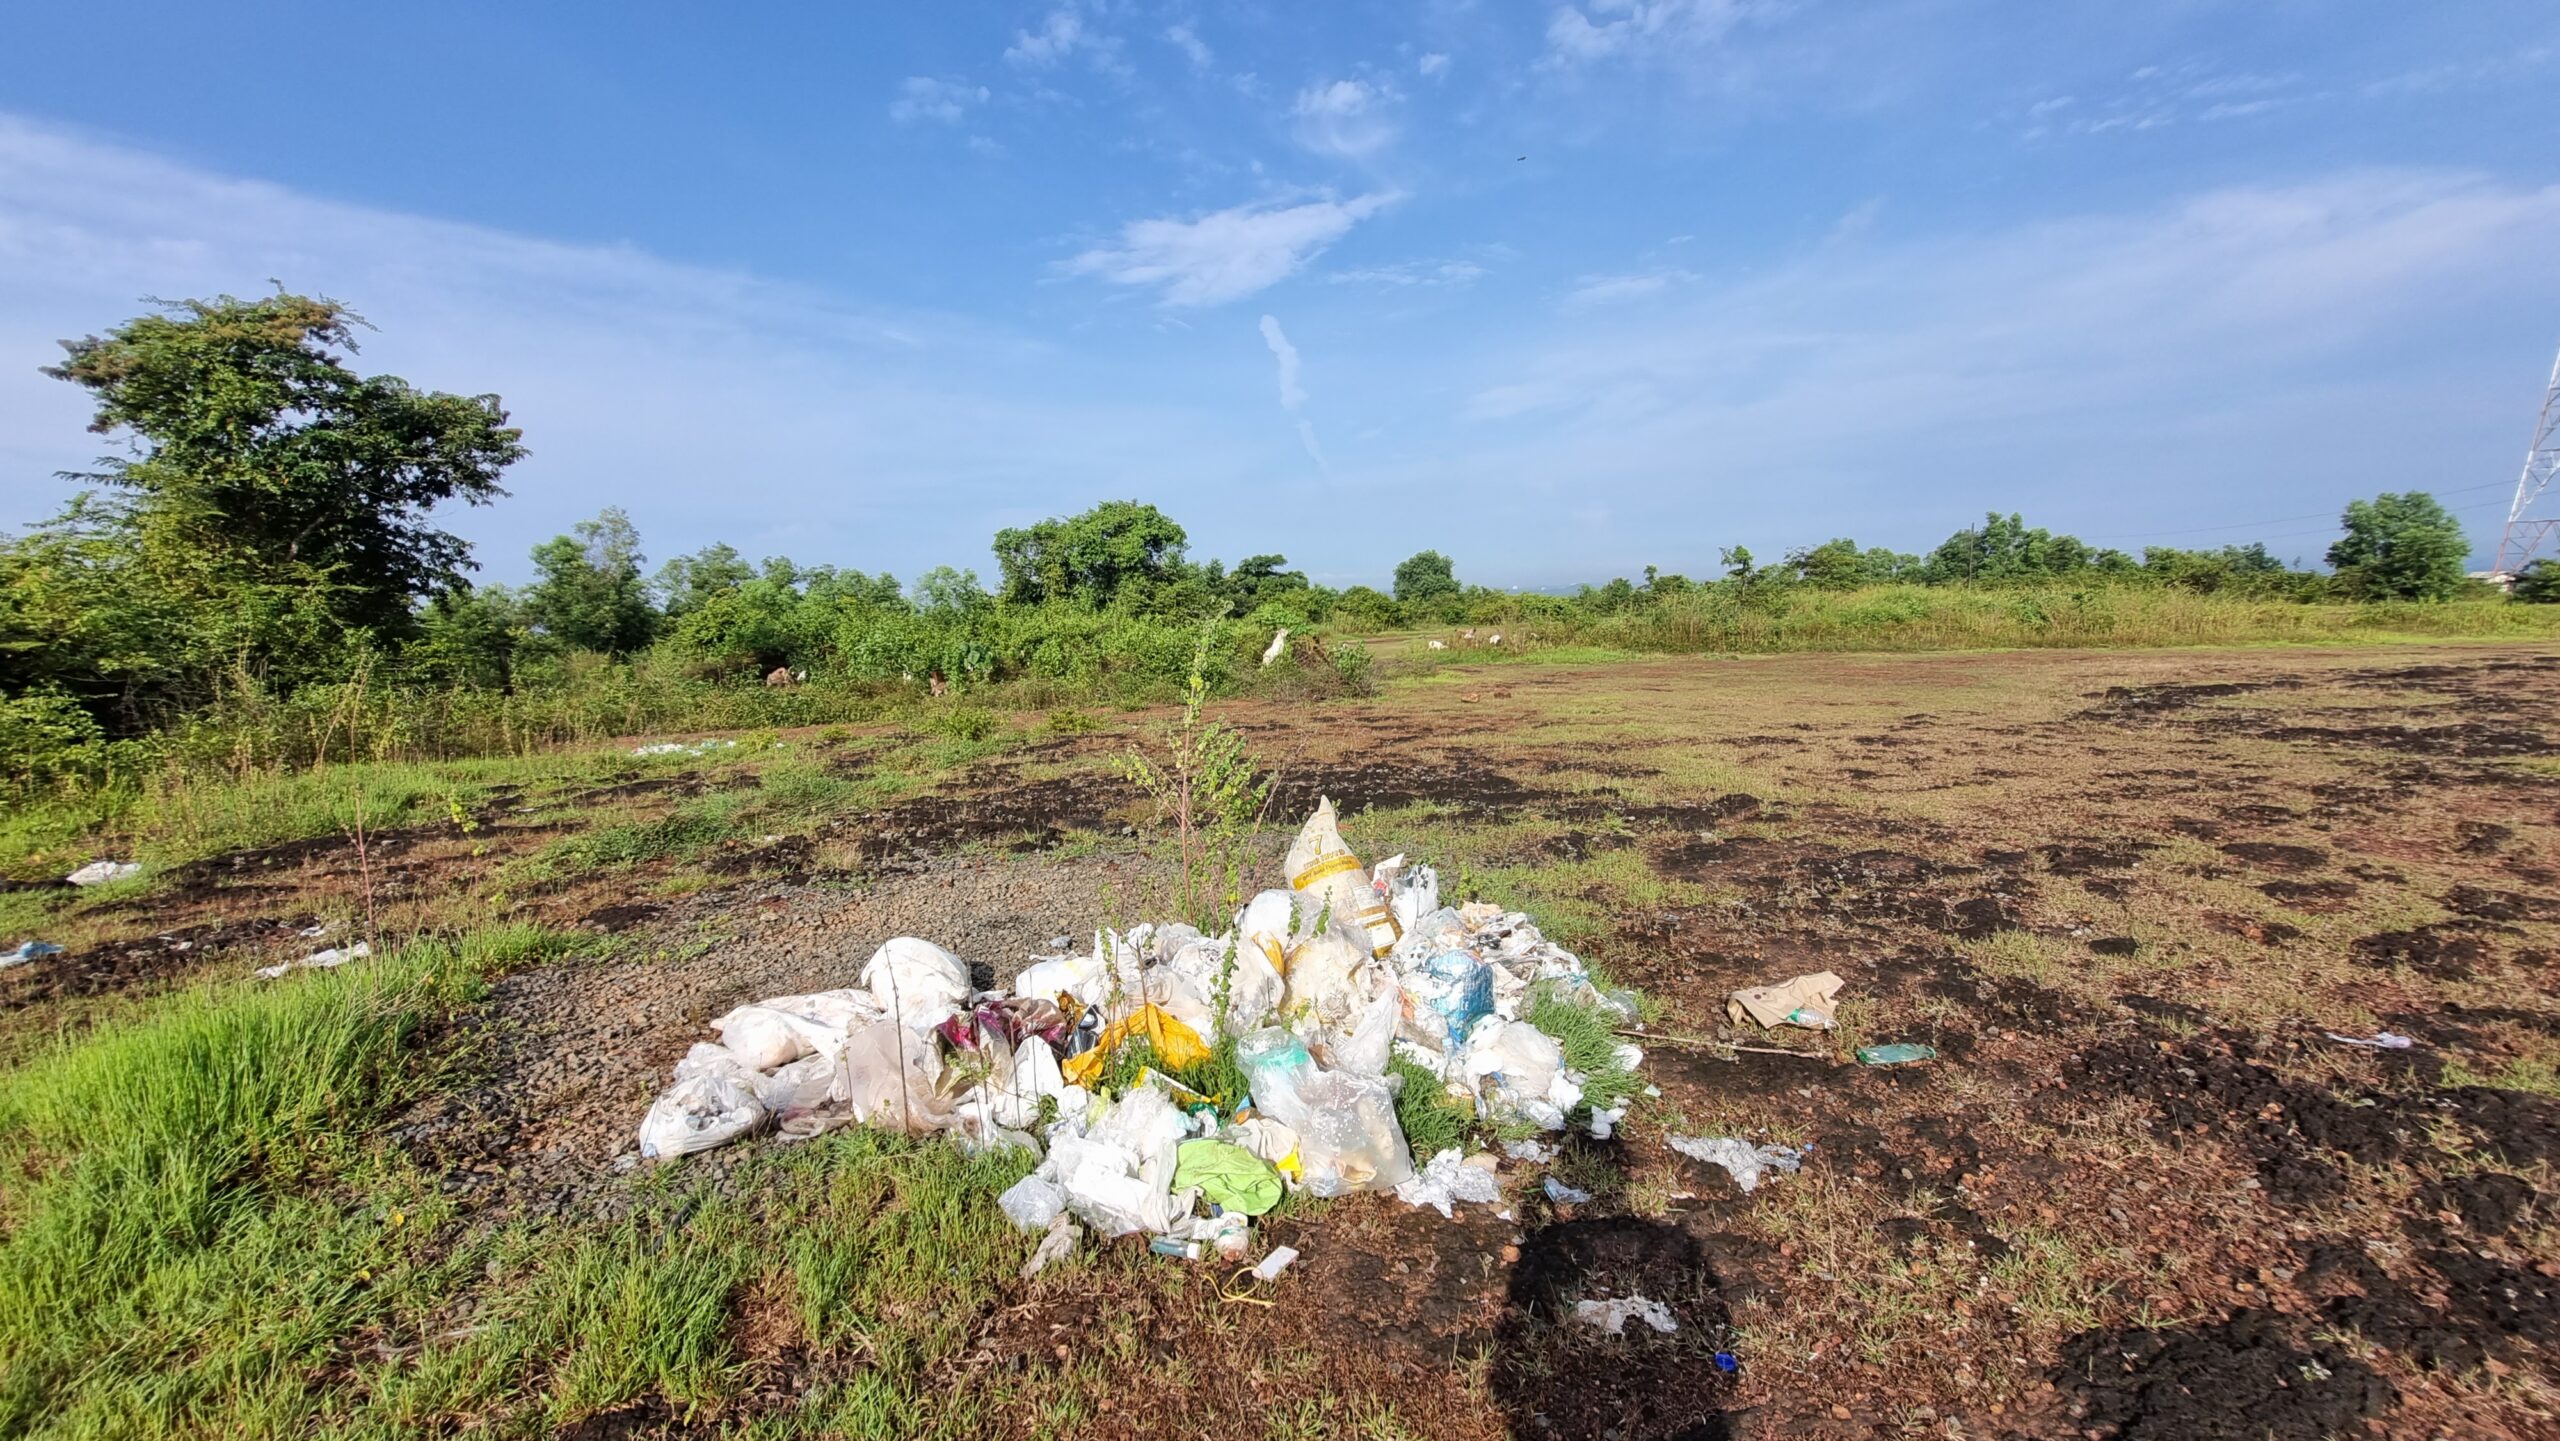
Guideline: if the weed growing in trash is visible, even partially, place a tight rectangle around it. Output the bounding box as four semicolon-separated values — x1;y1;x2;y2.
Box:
1118;617;1277;931
1387;1050;1476;1157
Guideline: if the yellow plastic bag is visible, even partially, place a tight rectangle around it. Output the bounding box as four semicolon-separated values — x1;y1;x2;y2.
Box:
1061;1003;1212;1088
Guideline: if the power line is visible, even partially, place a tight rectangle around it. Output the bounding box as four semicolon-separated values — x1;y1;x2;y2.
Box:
2082;479;2517;544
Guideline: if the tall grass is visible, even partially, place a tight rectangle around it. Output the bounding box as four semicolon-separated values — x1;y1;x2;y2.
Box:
0;928;568;1437
1574;584;2560;655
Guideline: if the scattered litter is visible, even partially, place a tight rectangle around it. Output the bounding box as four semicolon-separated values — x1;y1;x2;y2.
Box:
1021;1215;1080;1279
253;941;372;980
2324;1030;2415;1050
1395;1148;1504;1218
631;738;740;758
1727;971;1843;1030
1574;1296;1678;1335
65;860;140;887
5;940;65;969
621;798;1653;1264
1853;1042;1938;1066
1667;1135;1809;1193
297;923;330;939
1714;1351;1739;1374
1251;1245;1299;1282
1504;1138;1555;1163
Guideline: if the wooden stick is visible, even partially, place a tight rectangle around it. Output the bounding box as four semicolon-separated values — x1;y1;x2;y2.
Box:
1617;1027;1833;1060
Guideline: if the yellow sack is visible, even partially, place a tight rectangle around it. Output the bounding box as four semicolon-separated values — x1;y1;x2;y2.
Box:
1061;1003;1212;1087
1286;797;1401;958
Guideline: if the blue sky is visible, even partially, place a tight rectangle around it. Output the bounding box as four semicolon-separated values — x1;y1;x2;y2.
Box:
3;1;2556;590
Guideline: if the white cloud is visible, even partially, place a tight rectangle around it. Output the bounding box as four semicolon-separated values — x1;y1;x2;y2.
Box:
1061;192;1400;306
1418;52;1451;79
1562;268;1699;308
888;77;990;125
1295;418;1329;470
1005;9;1083;66
1328;259;1488;287
1291;78;1399;159
1542;0;1775;68
1258;314;1306;410
1165;23;1213;70
0;113;1259;578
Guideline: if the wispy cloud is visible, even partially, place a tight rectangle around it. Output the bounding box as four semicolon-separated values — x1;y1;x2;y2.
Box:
1060;192;1400;306
1258;314;1328;470
1542;0;1782;69
1418;52;1451;79
1291;78;1399;160
888;77;989;125
0;114;1252;578
1164;23;1213;71
1562;267;1699;309
1328;258;1488;288
1258;314;1307;410
1004;9;1084;66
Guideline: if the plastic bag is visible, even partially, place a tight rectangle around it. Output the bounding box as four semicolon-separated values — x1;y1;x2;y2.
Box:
1239;889;1302;972
861;937;972;1026
1284;799;1400;958
1329;977;1400;1077
638;1044;768;1159
1285;926;1380;1031
711;990;879;1069
1400;951;1494;1051
1236;1027;1413;1196
835;1021;957;1134
1016;951;1107;1008
1463;1015;1564;1100
1060;1003;1211;1088
1395;1147;1503;1218
999;1172;1068;1231
1173;1138;1283;1215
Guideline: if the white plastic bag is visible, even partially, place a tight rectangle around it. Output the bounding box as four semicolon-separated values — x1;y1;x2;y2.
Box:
638;1044;769;1159
1015;952;1106;1007
861;937;971;1026
1330;978;1400;1077
999;1173;1068;1231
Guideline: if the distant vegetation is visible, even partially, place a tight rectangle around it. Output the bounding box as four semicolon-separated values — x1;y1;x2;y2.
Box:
2;291;2550;804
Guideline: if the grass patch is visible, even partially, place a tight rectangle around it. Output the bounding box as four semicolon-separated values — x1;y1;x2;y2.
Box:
1525;988;1645;1117
1387;1052;1474;1159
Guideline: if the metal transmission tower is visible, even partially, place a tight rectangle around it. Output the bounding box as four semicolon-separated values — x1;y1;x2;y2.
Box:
2494;344;2560;579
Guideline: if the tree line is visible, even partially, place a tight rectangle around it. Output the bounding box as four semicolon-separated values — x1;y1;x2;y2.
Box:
0;292;2540;756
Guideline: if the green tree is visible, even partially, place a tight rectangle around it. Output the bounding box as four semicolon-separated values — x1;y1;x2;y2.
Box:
42;293;523;640
2512;558;2560;604
911;565;988;614
991;501;1189;607
1392;550;1459;604
407;585;527;688
2327;492;2469;602
1226;553;1310;614
524;508;657;653
654;542;755;617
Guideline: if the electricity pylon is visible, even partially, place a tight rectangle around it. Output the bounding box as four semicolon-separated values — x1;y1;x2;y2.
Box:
2493;344;2560;579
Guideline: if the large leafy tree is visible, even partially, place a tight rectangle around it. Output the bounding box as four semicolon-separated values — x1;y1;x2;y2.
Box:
991;501;1189;607
523;508;657;653
1392;550;1460;604
42;293;524;639
2327;492;2469;602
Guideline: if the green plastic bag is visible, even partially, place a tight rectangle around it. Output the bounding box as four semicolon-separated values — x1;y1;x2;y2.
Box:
1855;1043;1937;1066
1174;1139;1284;1216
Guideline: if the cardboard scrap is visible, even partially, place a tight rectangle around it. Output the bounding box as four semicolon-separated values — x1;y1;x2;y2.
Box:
1726;971;1844;1030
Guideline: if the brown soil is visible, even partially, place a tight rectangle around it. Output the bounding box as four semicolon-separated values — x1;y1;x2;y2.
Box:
23;642;2560;1437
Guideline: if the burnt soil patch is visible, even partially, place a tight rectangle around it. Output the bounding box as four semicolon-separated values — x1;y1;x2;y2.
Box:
2;915;316;1009
1494;1217;1737;1441
2048;1309;2393;1441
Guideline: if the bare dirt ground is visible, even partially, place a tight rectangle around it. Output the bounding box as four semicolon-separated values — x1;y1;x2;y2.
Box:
13;643;2560;1439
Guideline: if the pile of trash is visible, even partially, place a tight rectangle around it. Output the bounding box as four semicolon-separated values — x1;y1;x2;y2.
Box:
634;798;1645;1269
